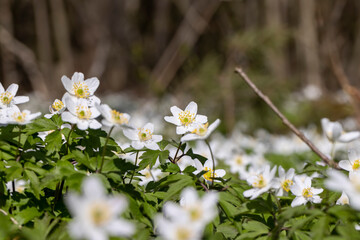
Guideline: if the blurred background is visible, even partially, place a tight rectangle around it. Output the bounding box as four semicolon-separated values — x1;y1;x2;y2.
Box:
1;0;360;134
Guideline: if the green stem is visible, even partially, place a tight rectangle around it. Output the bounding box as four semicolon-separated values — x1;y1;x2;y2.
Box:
330;142;336;160
205;140;216;186
173;140;182;163
97;126;115;173
66;124;75;154
129;151;139;184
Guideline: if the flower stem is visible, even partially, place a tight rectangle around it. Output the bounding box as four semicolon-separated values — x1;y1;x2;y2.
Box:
330;142;336;160
129;151;139;184
66;124;75;154
173;140;182;164
97;126;115;173
205;139;216;186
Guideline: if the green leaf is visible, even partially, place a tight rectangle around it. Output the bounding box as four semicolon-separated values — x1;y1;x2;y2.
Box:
14;207;42;225
25;169;40;199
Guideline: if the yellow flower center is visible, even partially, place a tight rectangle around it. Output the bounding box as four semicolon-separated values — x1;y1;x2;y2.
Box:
253;174;266;188
138;128;152;141
302;187;313;198
76;106;92;119
16;186;25;193
353;160;360;170
12;112;27;123
0;91;13;105
281;179;293;192
188;207;203;221
178;110;195;126
192;122;209;136
111;110;129;125
51;99;65;112
203;167;216;181
175;227;192;240
89;201;111;226
73;82;90;98
234;156;243;165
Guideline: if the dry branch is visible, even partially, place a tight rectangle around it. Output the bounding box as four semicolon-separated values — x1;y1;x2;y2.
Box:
235;67;338;168
0;25;49;98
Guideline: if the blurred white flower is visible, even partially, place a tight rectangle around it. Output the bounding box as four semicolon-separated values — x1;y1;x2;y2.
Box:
65;176;134;240
61;97;101;130
227;154;251;179
164;101;207;135
195;159;225;184
243;165;277;200
6;179;27;193
138;167;162;186
0;83;29;108
321;118;360;143
290;176;323;207
336;191;349;205
123;122;162;150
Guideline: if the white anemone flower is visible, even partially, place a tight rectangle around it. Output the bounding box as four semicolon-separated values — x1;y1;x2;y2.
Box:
7;106;41;125
325;170;360;210
0;83;29;108
65;176;135;240
61;97;101;130
194;159;225;183
180;119;220;142
44;98;66;119
321;118;360;143
167;147;195;171
6;179;27;193
243;165;277;200
290;176;323;207
227;153;252;179
164;101;208;135
61;72;100;106
138;167;163;186
123;122;162;150
274;166;295;196
155;214;203;240
179;187;218;225
339;149;360;173
336;191;350;205
96;103;131;128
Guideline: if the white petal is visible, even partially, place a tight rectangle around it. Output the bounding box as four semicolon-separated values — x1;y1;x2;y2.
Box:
164;116;181;125
106;219;134;237
143;122;154;132
82;176;105;199
163;202;185;220
185;101;197;114
195;114;208;124
243;188;257;198
312;195;322;204
170;106;182;116
176;126;187;135
7;84;18;96
312;188;323;195
145;141;159;150
0;83;4;93
339;160;352;172
61;75;74;93
90;107;101;118
152;135;163;143
181;134;200;142
85;77;100;94
291;196;306;207
215;169;226;178
348;149;359;163
339;132;360;143
28;112;41;121
180;188;198;206
61;112;78;124
13;96;29;105
77;120;89;130
278;166;285;178
71;72;84;82
332;122;342;140
132;141;144;150
290;183;302;196
89;120;102;129
123;129;138;141
64;94;77;114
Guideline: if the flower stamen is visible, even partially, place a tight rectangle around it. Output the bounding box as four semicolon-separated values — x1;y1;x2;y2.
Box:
12;112;27;123
138;128;152;141
73;82;90;98
192;122;209;136
0;91;13;105
76;106;92;119
302;187;313;198
253;174;266;188
281;179;293;192
178;110;195;126
111;110;129;125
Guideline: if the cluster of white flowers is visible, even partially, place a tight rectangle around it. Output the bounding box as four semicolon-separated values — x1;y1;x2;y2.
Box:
0;83;40;125
155;187;218;240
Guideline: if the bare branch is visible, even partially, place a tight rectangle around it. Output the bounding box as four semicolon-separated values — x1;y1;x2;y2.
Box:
235;67;338;169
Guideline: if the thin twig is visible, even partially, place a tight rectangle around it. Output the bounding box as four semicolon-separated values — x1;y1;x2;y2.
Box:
235;67;338;169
